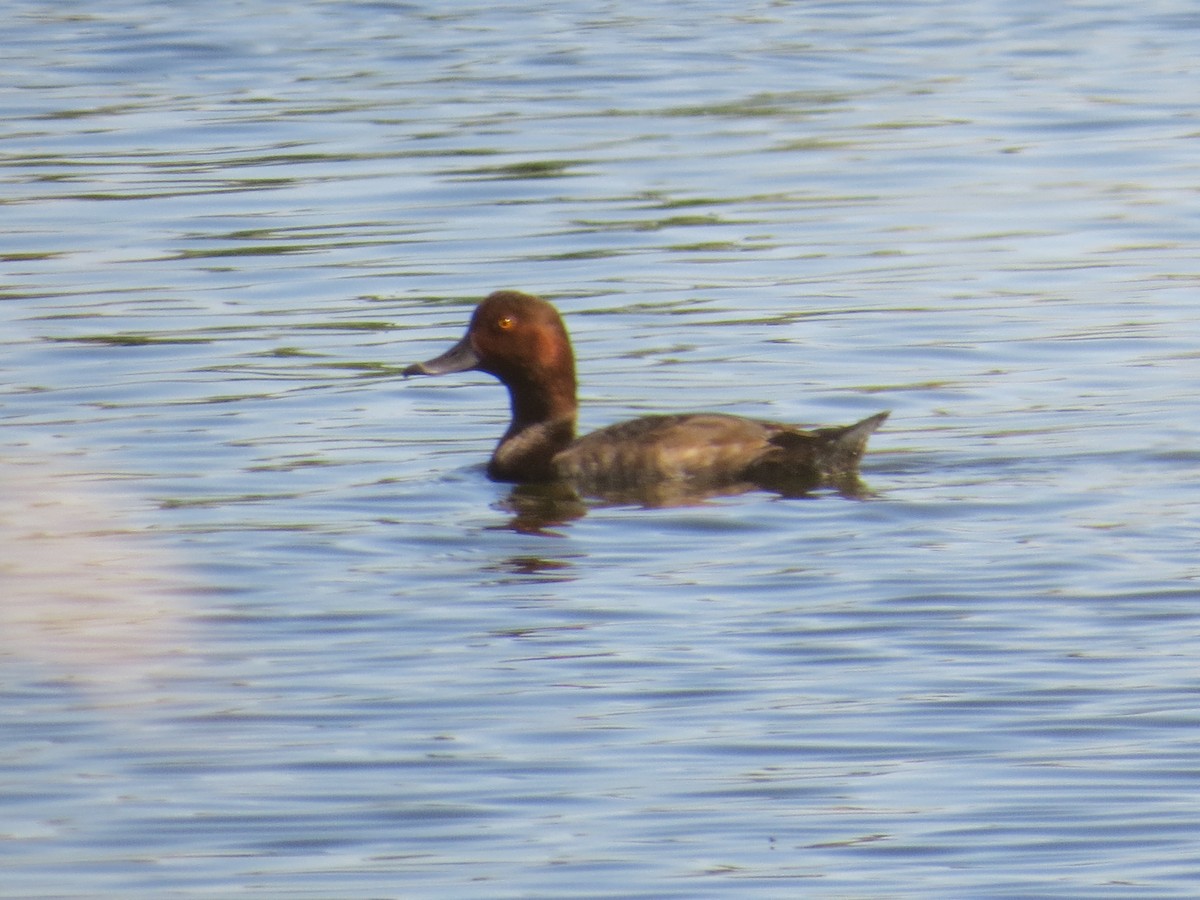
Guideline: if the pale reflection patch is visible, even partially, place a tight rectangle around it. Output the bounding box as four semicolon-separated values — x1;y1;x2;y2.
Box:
0;455;193;701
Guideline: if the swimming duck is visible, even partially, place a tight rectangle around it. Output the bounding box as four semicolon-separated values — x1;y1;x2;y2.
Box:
403;291;888;501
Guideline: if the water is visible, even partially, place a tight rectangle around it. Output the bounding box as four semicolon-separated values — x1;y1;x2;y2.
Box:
3;1;1200;897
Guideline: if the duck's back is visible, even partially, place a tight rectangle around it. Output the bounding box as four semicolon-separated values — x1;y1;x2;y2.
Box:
552;411;887;500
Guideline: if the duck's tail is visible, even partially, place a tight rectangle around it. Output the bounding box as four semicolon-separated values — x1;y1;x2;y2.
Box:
753;410;889;497
817;410;890;472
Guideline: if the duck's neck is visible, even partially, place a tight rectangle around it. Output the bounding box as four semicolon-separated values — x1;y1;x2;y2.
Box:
488;379;577;482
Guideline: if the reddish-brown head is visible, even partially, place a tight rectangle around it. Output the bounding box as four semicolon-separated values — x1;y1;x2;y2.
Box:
465;291;576;395
404;291;578;432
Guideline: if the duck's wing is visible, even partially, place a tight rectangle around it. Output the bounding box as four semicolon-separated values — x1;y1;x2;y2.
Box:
555;410;889;503
554;413;775;493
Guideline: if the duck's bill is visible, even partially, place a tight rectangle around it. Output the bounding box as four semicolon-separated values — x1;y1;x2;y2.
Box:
402;335;480;377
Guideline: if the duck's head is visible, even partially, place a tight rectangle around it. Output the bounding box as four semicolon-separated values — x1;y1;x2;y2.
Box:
404;291;578;417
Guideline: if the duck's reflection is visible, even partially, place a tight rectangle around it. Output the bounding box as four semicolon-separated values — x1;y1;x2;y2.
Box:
495;471;877;534
494;481;590;535
483;551;578;582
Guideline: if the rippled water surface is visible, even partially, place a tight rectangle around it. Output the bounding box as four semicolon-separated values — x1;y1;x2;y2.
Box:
3;2;1200;897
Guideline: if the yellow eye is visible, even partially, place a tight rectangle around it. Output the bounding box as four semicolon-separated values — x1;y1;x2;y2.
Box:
497;315;515;330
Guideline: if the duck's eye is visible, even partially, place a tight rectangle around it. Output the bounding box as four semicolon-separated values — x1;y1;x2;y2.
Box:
497;315;515;330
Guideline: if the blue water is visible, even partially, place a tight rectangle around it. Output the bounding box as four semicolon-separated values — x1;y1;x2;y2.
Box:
3;2;1200;897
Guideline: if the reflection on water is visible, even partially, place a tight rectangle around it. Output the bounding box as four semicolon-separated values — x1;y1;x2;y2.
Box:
0;454;192;699
496;469;882;534
496;481;591;535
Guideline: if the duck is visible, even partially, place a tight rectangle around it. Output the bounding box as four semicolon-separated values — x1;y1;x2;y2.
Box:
403;291;889;503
